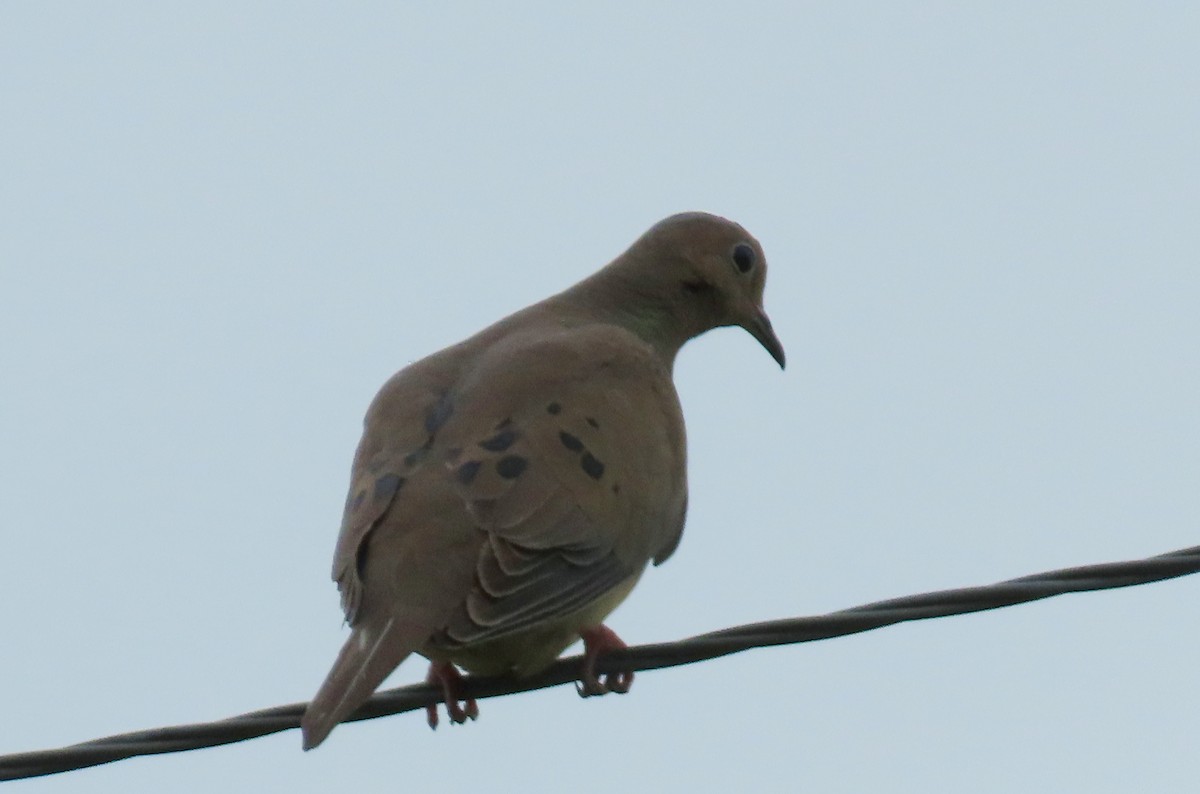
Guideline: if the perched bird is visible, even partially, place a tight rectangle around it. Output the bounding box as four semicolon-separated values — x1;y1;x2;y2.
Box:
301;212;785;750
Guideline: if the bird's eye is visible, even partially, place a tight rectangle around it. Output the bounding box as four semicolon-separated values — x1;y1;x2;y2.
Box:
731;243;755;274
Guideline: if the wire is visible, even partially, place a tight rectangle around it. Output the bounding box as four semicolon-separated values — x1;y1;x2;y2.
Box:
3;543;1197;781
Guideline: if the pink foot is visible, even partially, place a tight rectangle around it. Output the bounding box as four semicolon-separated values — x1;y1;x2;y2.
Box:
425;661;479;730
577;624;634;698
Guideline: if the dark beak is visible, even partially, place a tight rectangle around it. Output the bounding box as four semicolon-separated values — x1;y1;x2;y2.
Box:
744;307;786;369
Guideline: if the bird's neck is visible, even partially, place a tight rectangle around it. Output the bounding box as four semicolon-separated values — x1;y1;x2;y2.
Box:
557;265;703;371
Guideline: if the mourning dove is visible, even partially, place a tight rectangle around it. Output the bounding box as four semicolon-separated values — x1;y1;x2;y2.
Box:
300;212;785;749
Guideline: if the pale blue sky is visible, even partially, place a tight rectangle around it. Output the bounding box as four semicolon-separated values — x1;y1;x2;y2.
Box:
2;4;1198;792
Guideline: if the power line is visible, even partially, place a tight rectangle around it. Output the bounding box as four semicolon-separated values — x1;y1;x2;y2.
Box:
3;543;1197;781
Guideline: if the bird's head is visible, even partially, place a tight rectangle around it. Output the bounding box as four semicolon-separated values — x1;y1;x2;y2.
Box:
624;212;786;369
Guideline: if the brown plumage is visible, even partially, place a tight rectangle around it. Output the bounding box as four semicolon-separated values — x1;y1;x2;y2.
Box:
301;212;784;749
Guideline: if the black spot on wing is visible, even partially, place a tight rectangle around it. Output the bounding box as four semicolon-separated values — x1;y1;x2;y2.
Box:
405;435;436;468
457;460;482;484
424;393;454;435
374;473;405;501
586;417;599;429
546;402;562;415
580;452;605;480
558;431;584;452
495;455;528;479
479;428;517;452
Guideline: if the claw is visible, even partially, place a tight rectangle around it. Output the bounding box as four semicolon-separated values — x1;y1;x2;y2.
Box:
425;661;479;729
577;624;634;698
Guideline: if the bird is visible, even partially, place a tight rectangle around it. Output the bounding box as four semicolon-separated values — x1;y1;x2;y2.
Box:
300;211;785;750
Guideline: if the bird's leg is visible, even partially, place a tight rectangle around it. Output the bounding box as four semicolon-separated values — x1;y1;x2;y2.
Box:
424;661;479;729
576;624;634;697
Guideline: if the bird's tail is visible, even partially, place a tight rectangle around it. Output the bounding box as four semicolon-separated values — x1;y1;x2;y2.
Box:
301;618;414;750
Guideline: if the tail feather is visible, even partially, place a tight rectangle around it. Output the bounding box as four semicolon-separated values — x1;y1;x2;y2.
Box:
301;618;415;750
